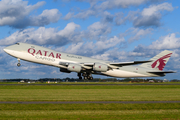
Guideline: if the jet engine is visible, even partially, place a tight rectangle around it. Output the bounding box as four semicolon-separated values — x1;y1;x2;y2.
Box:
93;63;108;72
60;68;71;73
67;63;82;72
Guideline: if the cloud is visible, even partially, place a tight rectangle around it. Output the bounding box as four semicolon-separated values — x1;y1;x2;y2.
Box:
66;0;153;9
115;11;139;26
141;2;173;16
127;28;153;42
95;36;125;51
30;9;61;26
63;0;171;29
91;53;110;61
61;36;125;58
63;12;74;20
0;22;81;46
98;0;146;10
0;46;10;65
114;2;174;27
133;2;174;27
101;11;114;23
63;0;147;20
125;33;180;61
74;9;96;19
128;51;145;56
149;33;180;49
0;21;113;47
64;0;101;7
113;2;174;27
133;14;161;27
115;12;125;26
92;0;166;11
0;0;61;28
123;44;160;61
92;49;129;61
87;22;112;39
118;27;153;42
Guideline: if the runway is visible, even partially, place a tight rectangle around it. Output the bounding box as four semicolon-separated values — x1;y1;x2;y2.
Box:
1;101;180;104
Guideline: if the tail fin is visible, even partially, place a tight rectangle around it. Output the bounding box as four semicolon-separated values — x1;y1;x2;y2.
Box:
140;50;173;71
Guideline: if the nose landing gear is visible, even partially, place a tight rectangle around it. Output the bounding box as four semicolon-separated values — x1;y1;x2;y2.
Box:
17;58;21;67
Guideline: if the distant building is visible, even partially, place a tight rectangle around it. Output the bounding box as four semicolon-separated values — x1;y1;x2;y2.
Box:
20;80;24;83
148;80;154;83
163;79;169;82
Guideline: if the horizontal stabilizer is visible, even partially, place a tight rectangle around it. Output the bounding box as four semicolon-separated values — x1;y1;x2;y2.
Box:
147;71;176;76
148;71;176;73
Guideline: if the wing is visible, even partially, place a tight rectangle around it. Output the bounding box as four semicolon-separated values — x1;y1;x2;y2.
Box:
109;60;152;67
60;60;152;70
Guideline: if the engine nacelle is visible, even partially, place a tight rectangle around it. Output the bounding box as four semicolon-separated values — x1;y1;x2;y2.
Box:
67;63;82;72
60;68;71;73
93;63;108;72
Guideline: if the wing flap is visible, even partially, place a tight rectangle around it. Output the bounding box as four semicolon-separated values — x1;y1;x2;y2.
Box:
83;63;94;66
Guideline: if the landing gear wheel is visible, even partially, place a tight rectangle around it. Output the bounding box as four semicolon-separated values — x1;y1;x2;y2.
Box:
87;76;91;80
87;76;93;80
17;63;21;67
82;73;86;77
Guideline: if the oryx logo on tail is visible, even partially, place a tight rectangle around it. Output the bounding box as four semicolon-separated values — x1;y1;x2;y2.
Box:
151;53;172;71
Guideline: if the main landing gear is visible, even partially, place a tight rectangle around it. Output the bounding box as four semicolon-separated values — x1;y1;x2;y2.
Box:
77;72;93;80
17;58;21;67
77;73;82;80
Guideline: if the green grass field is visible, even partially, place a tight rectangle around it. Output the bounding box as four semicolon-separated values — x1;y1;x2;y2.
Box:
0;83;180;119
1;103;180;120
0;84;180;101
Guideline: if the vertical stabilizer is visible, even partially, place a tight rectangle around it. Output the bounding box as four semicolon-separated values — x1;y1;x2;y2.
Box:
140;50;173;71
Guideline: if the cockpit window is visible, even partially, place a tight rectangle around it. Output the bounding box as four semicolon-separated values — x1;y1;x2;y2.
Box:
15;43;19;45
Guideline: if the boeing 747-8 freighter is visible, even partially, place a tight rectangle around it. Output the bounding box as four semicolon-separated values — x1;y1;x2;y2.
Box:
4;43;175;80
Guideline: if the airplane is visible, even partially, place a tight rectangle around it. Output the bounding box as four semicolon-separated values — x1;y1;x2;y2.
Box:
3;42;175;80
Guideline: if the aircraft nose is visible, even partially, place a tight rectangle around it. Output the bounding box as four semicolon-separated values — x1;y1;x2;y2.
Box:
3;47;9;53
3;46;14;54
3;48;8;52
